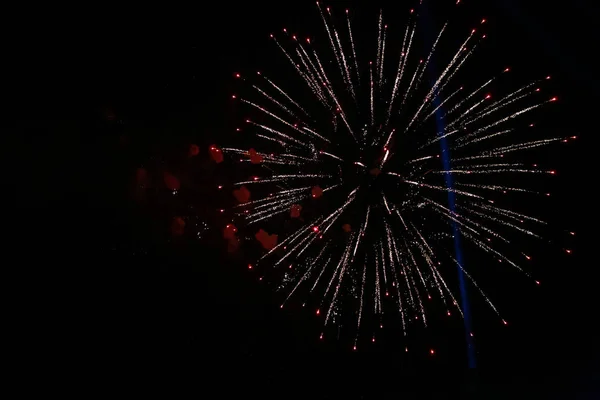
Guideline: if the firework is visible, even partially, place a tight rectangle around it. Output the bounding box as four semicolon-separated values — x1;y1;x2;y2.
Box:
218;2;575;349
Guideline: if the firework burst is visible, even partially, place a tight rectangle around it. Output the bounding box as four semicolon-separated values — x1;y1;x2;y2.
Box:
217;1;575;348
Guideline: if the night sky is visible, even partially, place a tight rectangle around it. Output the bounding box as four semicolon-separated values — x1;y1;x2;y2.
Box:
11;0;596;397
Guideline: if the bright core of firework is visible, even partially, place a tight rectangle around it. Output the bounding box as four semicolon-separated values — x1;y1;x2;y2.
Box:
222;2;574;348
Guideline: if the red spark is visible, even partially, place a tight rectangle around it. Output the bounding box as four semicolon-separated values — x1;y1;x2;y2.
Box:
316;309;320;315
353;345;357;351
481;18;486;23
504;67;510;72
502;319;508;325
312;226;319;232
430;349;435;355
535;281;540;285
235;73;240;78
248;264;252;269
565;249;572;254
550;97;558;102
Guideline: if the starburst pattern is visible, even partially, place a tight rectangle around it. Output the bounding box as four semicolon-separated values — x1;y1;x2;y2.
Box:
217;2;575;347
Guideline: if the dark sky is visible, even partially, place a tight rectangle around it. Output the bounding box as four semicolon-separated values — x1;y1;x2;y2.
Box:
10;0;596;397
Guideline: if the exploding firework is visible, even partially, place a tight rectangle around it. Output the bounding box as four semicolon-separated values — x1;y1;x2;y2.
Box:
216;2;575;347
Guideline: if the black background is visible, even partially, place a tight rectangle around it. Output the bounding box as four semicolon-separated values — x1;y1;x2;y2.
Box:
9;0;596;397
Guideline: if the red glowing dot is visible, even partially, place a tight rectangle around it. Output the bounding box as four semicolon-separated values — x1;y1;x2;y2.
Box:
346;9;348;13
546;76;551;80
283;28;287;32
353;345;357;351
536;88;540;92
236;128;241;131
470;332;474;337
550;97;558;102
565;249;572;254
546;193;551;197
472;29;476;33
405;347;408;352
319;333;323;340
502;319;508;325
306;38;310;43
372;337;375;342
292;35;297;40
504;67;511;72
570;232;576;236
232;95;236;99
410;9;414;13
326;7;329;11
430;349;435;355
447;311;451;316
253;176;259;181
248;264;252;269
525;255;531;260
571;136;577;139
316;309;320;315
485;94;491;99
235;73;240;78
220;209;224;213
481;18;486;23
369;61;372;65
312;226;319;232
319;235;323;239
384;25;388;29
269;34;274;38
428;295;432;300
385;292;389;297
535;280;540;285
218;185;223;189
280;305;283;309
549;170;556;174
